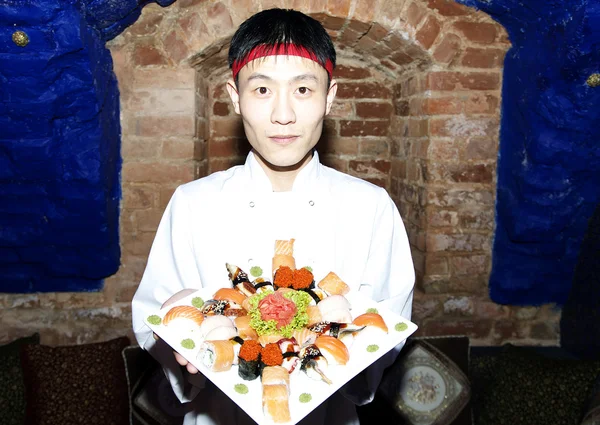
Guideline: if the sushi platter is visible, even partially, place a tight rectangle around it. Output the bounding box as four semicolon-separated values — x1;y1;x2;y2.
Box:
145;240;417;425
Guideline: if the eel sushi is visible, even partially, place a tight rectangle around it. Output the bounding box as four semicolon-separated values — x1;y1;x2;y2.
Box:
226;263;257;297
197;340;235;372
238;339;262;381
300;345;332;384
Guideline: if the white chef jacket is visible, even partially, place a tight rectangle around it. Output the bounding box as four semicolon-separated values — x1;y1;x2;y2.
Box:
131;150;415;425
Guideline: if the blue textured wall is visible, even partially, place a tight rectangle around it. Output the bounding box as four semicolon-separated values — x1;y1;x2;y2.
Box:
458;0;600;305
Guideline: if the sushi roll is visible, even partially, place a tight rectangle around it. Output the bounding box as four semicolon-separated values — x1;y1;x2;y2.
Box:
261;365;290;389
162;305;204;333
197;340;235;372
315;335;350;365
253;278;274;294
230;336;244;365
291;268;314;290
238;339;262;381
317;271;350;296
273;266;294;289
262;384;291;423
272;239;296;280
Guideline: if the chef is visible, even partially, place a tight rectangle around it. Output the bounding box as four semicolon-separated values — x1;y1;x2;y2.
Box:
131;8;414;425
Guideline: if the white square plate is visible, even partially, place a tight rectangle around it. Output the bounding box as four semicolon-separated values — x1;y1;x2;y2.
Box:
145;287;417;425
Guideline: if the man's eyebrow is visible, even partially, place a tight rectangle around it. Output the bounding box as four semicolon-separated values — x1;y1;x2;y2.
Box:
290;74;320;83
246;73;273;82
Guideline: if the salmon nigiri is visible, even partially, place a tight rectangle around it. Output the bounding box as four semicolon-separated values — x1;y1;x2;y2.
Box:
162;305;204;331
315;335;350;365
213;287;247;308
234;315;258;340
352;313;388;333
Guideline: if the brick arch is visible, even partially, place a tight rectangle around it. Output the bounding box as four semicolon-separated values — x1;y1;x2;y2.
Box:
113;0;521;343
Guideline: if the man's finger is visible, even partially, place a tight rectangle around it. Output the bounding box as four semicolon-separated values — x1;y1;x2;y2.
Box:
186;363;199;374
174;351;188;366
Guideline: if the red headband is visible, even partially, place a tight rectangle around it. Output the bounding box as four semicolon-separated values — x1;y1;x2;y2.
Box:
231;44;334;80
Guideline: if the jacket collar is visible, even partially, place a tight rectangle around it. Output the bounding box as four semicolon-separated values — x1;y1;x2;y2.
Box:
244;150;322;192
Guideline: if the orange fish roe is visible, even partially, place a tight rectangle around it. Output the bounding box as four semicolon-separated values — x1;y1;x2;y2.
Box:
261;343;283;366
292;268;314;290
273;266;294;288
239;340;261;362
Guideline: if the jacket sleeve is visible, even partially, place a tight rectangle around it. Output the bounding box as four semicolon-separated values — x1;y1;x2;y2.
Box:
131;186;207;403
339;188;415;405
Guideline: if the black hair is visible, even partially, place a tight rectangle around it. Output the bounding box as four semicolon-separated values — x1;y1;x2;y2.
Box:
228;8;336;85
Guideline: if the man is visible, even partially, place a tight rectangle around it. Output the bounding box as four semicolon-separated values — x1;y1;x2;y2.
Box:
132;8;414;425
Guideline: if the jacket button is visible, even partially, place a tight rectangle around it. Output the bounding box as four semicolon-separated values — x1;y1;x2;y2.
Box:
249;201;255;208
309;200;315;206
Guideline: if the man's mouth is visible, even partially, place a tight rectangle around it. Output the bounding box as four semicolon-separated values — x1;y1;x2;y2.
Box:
269;135;299;144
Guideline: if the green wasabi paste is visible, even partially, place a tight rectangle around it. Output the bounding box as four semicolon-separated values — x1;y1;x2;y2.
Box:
303;266;313;272
250;266;263;277
299;393;312;403
181;339;195;350
366;307;378;314
234;384;249;394
395;322;408;332
191;297;204;308
147;315;161;325
367;344;379;353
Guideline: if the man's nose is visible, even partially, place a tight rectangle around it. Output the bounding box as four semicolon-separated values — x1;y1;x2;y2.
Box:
271;92;296;125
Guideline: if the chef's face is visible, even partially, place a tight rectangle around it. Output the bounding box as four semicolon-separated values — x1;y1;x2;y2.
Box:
227;55;337;171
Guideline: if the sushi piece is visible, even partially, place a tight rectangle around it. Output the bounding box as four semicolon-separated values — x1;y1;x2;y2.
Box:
213;288;247;309
272;239;296;280
162;305;204;332
273;266;294;289
281;352;300;374
200;299;229;316
318;295;352;323
315;335;350;365
253;278;274;294
200;315;234;338
226;263;257;297
352;313;389;334
292;328;318;346
300;345;332;384
230;336;244;365
317;271;350;296
261;343;284;368
258;334;284;346
306;305;322;326
261;365;290;389
291;268;314;290
197;340;235;372
274;239;295;256
204;326;238;341
277;337;299;355
262;384;291;423
238;339;262;381
234;315;259;340
301;287;327;305
307;322;365;338
321;308;352;324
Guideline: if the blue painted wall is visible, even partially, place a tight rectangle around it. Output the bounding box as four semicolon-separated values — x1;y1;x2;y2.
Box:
0;0;171;292
458;0;600;305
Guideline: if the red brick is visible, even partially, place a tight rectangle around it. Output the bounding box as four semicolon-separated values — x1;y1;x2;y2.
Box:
425;255;449;275
336;82;391;99
408;98;423;116
351;0;376;23
132;44;168;66
411;139;430;159
428;209;459;227
426;72;501;91
340;120;390;137
408;119;428;137
432;33;462;64
210;156;246;173
427;0;472;16
311;12;347;31
416;15;441;50
317;137;359;155
363;177;388;188
453;21;497;44
462;47;506;68
420;319;491;339
320;155;348;173
328;101;354;118
163;30;190;63
333;64;371;79
391;158;406;179
122;232;156;258
122;185;155;209
135;208;164;232
462;136;497;161
430;116;497;138
210;117;245;138
459;209;495;230
423;97;463;115
159;185;178;210
338;27;363;45
212;84;226;100
206;2;233;34
450;255;488;276
128;12;163;36
178;0;205;7
133;69;195;90
400;76;425;96
122;137;161;159
364;23;389;43
394;99;409;116
428;139;459;161
162;139;195;159
213;101;230;116
390;51;414;66
137;115;194;137
208;138;249;157
358;139;389;157
349;159;391;175
356;102;393;119
465;93;499;114
449;163;493;183
122;162;194;183
406;2;427;28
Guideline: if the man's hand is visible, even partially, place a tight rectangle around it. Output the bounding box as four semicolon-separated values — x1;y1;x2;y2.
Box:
153;288;200;374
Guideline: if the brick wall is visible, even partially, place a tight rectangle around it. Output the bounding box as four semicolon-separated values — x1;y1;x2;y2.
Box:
0;0;560;346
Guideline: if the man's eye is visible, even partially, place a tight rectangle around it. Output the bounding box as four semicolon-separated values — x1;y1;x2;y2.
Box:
256;87;268;95
297;87;310;95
